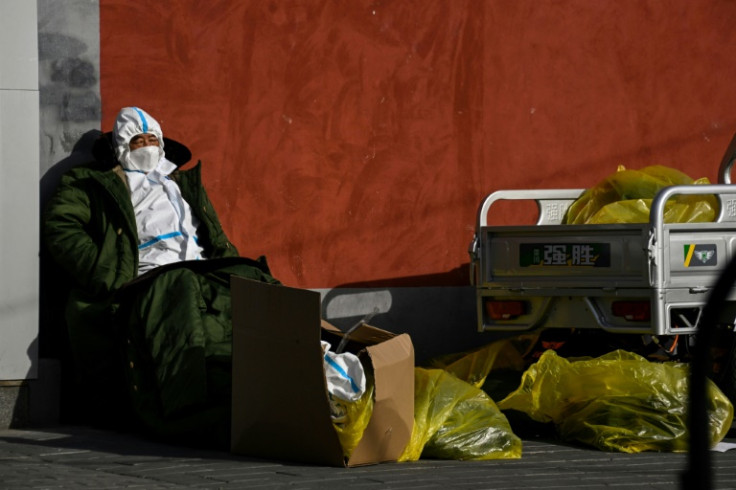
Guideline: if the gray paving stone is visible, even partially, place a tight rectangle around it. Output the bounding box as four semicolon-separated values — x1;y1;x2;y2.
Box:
0;426;734;489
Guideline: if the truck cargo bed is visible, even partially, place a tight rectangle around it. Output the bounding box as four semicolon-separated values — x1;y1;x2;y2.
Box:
470;182;736;336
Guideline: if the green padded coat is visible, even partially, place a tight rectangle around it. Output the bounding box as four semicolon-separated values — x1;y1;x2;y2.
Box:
43;160;277;446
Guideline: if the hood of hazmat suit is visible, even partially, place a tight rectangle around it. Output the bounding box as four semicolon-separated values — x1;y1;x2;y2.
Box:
113;107;166;172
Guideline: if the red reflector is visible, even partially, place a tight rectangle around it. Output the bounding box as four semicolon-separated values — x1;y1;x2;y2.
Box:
611;301;651;321
484;300;525;320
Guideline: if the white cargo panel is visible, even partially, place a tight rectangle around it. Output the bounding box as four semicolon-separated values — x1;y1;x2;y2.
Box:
471;184;736;337
480;224;649;289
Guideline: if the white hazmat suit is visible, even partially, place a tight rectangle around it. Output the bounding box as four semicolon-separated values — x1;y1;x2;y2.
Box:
113;107;206;274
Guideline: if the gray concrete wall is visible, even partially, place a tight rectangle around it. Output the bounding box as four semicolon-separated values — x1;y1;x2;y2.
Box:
0;0;40;382
0;0;100;428
0;0;40;429
31;0;101;429
38;0;100;205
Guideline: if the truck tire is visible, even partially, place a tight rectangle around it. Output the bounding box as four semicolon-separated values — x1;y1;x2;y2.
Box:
711;327;736;406
718;345;736;406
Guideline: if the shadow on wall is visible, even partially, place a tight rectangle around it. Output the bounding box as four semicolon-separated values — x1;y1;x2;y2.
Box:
317;265;504;364
330;265;471;289
2;339;36;429
38;131;102;425
39;130;100;359
40;130;101;209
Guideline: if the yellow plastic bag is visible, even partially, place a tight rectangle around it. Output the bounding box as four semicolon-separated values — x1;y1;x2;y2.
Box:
428;334;539;388
498;350;734;453
399;367;522;461
565;165;717;224
331;381;375;458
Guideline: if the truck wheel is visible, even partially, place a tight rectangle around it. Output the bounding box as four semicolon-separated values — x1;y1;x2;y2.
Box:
710;326;736;406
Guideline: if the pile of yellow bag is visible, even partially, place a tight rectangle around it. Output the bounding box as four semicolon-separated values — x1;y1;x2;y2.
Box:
335;165;733;461
564;165;717;224
431;337;733;455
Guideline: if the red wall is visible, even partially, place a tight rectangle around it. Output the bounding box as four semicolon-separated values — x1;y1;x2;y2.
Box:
100;0;736;288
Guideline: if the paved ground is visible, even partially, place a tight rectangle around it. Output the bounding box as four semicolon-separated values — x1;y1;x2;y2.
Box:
0;425;734;489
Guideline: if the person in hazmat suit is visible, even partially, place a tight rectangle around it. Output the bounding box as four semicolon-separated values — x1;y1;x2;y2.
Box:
43;107;279;447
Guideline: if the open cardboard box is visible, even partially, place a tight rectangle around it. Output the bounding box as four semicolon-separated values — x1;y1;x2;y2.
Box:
230;277;415;466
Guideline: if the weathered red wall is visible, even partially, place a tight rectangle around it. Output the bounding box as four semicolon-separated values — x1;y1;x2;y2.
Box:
100;0;736;288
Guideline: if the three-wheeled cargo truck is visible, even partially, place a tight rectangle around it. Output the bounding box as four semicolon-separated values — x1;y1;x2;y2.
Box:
469;136;736;400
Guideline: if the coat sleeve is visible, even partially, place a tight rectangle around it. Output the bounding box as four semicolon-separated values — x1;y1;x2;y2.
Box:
179;163;240;259
43;172;104;293
198;185;240;259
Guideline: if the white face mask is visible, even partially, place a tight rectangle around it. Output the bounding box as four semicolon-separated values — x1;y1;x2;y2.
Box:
124;146;163;173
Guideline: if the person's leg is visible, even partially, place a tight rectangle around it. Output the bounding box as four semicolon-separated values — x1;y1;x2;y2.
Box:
117;261;280;447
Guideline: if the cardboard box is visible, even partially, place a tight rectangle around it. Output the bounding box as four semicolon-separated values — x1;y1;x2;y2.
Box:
230;277;415;467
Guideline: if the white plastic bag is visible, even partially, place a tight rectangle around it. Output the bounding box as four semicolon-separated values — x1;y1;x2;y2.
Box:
321;341;366;402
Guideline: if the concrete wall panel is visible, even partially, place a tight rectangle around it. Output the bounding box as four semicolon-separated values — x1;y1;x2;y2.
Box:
0;0;39;380
0;0;38;90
